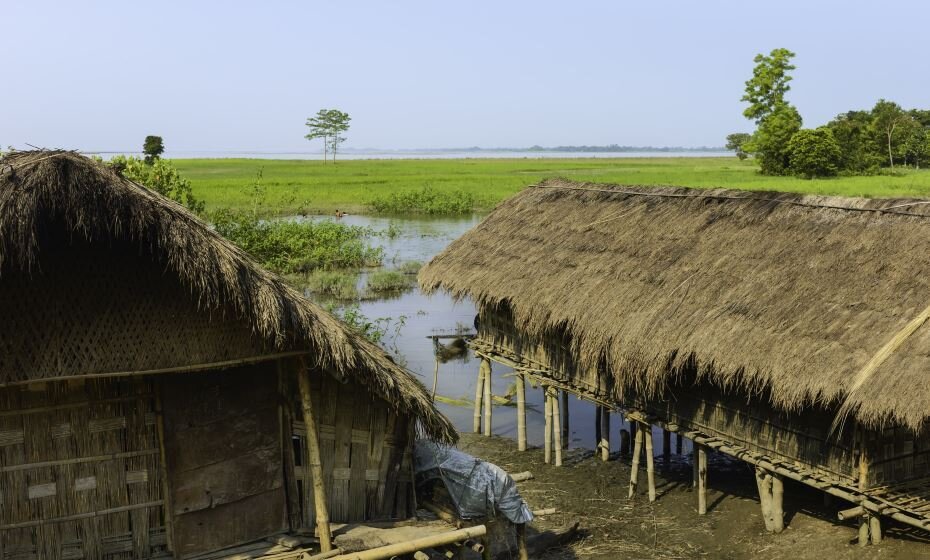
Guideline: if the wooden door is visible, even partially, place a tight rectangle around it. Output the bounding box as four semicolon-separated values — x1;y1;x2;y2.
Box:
160;365;287;558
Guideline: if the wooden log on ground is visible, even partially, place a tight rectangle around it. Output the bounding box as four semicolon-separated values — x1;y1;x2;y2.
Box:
697;444;708;515
306;549;345;560
599;407;610;462
298;361;333;552
492;522;580;560
628;423;643;498
473;365;484;434
532;508;557;516
510;471;534;482
543;388;552;464
482;358;492;437
644;423;656;502
550;388;563;467
516;374;527;451
329;525;487;560
560;390;570;450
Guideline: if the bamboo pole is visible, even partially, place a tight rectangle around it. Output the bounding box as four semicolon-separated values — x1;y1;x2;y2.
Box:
755;468;774;532
482;358;492;437
662;429;671;470
431;339;440;402
516;374;527;451
330;525;487;560
599;407;610;462
644;423;656;502
473;364;484;434
154;389;174;553
543;388;552;465
628;423;643;498
697;444;708;515
551;388;562;467
771;474;784;533
560;390;570;450
297;362;333;552
594;406;602;451
858;426;870;547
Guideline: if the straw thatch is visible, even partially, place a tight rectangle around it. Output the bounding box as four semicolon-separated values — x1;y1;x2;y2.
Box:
420;178;930;432
0;150;455;443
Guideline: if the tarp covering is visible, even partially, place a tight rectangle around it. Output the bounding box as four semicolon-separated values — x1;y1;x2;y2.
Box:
414;440;534;524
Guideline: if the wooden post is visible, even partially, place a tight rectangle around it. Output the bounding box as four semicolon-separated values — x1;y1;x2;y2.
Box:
481;358;492;437
594;406;602;451
755;467;774;532
550;388;562;467
297;363;333;552
771;474;784;533
560;390;570;450
644;423;656;502
869;515;882;545
675;433;682;455
543;387;552;464
692;442;698;488
473;364;484;434
628;423;644;498
662;429;671;470
697;444;707;515
516;374;527;452
599;407;610;462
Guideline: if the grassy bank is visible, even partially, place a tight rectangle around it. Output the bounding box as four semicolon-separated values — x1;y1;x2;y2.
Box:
175;157;930;215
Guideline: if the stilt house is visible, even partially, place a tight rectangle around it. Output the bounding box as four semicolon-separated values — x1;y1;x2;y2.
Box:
420;178;930;542
0;151;456;560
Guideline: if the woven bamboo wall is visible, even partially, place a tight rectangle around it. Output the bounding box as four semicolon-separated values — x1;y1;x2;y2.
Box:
285;364;415;528
0;241;270;384
866;422;930;487
0;378;167;560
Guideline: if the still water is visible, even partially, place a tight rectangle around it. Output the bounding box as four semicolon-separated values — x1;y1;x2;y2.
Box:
302;213;663;452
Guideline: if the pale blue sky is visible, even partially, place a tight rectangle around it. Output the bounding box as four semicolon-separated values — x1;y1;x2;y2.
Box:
1;1;927;152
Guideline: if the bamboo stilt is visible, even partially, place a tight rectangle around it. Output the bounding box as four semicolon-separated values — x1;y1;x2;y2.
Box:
697;444;708;515
594;406;602;451
560;390;570;450
628;423;644;498
869;515;882;545
481;358;492;437
516;374;527;452
662;429;670;470
858;424;870;547
550;389;562;466
859;516;870;547
692;442;698;489
297;362;333;552
543;388;552;465
431;339;440;402
599;407;610;462
771;474;784;533
473;365;484;434
644;423;656;502
755;468;774;532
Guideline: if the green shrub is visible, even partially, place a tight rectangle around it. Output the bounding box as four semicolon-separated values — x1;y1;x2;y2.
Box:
396;261;422;275
303;270;359;300
109;155;205;213
788;127;843;178
366;270;414;293
368;186;476;215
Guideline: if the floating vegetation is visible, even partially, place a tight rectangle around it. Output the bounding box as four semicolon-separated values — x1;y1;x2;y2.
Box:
366;270;415;293
302;270;359;300
369;186;477;215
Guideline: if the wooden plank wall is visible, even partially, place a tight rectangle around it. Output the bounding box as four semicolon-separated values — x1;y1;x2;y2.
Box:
0;378;167;560
287;365;414;528
160;365;287;558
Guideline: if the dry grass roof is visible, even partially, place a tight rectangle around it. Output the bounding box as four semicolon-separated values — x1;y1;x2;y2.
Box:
420;178;930;431
0;151;455;443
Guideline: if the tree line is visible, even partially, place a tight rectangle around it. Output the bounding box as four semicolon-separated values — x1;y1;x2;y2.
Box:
728;49;929;178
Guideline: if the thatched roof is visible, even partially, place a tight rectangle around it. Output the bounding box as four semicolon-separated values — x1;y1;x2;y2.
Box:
0;151;455;443
420;178;930;432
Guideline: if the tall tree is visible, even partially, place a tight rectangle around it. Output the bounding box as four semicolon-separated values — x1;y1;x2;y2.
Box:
741;48;797;123
143;135;165;165
871;99;906;169
725;133;752;160
305;109;351;163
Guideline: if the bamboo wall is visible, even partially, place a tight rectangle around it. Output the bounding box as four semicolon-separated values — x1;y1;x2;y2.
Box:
0;378;167;560
284;363;416;528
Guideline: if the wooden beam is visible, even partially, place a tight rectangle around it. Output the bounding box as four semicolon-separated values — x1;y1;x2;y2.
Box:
297;360;333;552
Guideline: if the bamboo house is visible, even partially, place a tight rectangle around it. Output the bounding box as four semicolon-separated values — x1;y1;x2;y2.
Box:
420;178;930;545
0;151;456;560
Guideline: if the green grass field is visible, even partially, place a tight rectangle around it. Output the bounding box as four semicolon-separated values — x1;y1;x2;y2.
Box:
174;157;930;215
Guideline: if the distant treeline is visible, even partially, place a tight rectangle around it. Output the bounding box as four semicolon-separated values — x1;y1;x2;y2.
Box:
523;145;724;153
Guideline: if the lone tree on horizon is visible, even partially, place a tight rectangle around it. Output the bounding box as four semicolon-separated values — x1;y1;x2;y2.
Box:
305;109;351;163
143;135;165;164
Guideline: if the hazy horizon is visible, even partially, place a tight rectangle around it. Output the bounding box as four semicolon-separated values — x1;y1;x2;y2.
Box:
2;1;928;153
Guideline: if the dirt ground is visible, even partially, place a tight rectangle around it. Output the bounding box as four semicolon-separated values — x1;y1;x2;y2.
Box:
456;433;930;560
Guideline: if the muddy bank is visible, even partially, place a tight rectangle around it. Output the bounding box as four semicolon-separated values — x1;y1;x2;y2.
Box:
456;434;930;559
